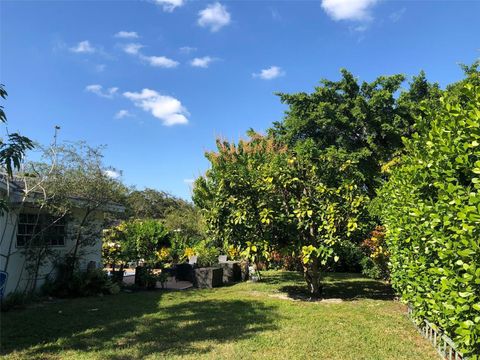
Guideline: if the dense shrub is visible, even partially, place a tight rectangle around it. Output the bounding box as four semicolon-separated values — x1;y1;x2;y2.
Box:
47;269;120;298
103;219;171;268
360;226;389;279
360;257;385;280
128;219;171;266
328;240;365;273
134;266;162;289
280;253;302;271
0;291;37;312
164;206;206;257
269;249;303;271
378;79;480;357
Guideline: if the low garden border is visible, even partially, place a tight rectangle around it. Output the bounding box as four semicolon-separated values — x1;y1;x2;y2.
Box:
407;305;467;360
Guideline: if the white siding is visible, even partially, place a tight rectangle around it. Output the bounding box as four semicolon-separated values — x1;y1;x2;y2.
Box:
0;208;104;297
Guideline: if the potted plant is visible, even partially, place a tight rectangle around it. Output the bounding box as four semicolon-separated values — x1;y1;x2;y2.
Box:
192;241;223;288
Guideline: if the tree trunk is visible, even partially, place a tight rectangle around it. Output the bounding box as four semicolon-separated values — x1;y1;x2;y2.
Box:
68;208;92;278
30;247;45;294
2;213;19;273
303;257;323;297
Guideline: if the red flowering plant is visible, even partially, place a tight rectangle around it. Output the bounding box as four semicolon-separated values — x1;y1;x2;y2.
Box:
360;226;390;279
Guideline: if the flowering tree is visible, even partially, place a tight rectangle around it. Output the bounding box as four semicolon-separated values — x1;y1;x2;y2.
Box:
194;133;366;295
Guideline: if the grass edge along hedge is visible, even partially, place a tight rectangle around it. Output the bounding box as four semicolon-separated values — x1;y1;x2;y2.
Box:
377;79;480;358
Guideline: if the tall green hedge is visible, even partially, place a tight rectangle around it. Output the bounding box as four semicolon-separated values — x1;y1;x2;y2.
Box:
378;79;480;357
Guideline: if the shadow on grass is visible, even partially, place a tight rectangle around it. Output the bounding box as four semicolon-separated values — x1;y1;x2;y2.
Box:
259;271;303;285
268;272;394;301
1;291;278;358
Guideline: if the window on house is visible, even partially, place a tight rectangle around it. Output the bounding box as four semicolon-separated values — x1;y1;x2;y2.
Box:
17;213;66;247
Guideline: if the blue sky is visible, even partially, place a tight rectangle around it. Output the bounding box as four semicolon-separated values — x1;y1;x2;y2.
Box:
2;0;479;200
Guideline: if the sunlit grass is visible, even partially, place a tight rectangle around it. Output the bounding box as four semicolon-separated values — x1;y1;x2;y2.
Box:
1;271;437;359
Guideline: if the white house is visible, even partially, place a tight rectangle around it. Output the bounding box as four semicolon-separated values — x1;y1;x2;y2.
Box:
0;176;124;298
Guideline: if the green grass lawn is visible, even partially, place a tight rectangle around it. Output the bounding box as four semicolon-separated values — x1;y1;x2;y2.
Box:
1;271;438;360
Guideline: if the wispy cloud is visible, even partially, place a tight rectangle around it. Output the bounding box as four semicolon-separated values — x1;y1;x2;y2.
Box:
122;43;144;55
141;55;179;68
115;31;139;39
253;66;285;80
115;110;133;119
351;24;368;32
390;7;406;23
85;84;118;98
198;2;231;32
190;56;216;68
122;43;178;68
70;40;95;54
321;0;379;21
153;0;185;12
123;89;189;126
180;46;197;54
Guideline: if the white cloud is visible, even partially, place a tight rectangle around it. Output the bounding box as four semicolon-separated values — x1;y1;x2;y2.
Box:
104;169;121;179
85;84;118;98
123;43;144;55
153;0;184;12
180;46;197;54
115;110;132;119
122;43;178;68
123;89;189;126
141;55;179;68
115;31;139;39
70;40;95;53
198;2;231;32
321;0;379;21
253;66;285;80
190;56;215;68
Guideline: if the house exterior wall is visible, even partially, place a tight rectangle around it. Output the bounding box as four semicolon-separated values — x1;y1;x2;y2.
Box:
0;207;104;297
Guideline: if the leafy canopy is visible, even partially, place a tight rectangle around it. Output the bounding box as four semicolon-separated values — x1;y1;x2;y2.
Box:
0;84;34;213
270;69;441;194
